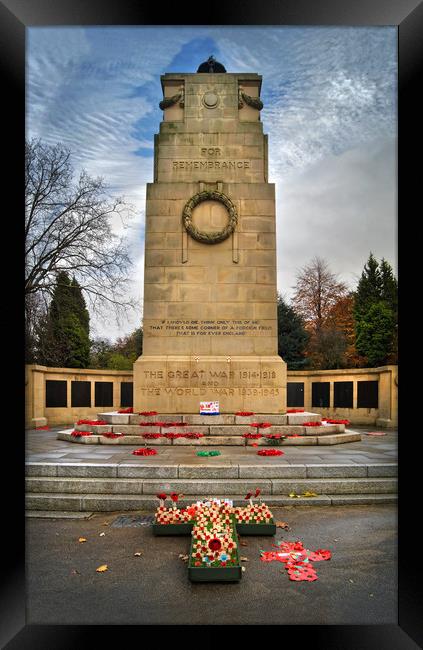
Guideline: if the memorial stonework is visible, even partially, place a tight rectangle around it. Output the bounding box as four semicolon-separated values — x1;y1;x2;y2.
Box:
133;58;287;414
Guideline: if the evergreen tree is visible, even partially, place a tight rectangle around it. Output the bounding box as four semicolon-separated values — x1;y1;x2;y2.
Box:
71;277;90;335
379;258;398;316
354;253;383;321
38;271;90;368
355;301;396;366
277;295;309;369
353;254;397;366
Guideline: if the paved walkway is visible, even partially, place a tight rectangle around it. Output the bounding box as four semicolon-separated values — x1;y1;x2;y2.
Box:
26;503;397;625
26;425;397;467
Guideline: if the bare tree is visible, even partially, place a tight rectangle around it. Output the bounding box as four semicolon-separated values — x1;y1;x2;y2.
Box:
291;257;348;332
25;139;136;325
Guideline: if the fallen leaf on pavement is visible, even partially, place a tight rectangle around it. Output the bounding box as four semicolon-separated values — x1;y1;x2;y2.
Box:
134;552;143;557
179;554;189;562
302;491;318;497
240;541;248;546
96;565;108;572
275;521;290;530
240;556;249;562
70;569;80;575
78;537;87;543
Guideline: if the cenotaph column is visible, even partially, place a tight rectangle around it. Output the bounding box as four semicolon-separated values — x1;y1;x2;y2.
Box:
133;57;287;413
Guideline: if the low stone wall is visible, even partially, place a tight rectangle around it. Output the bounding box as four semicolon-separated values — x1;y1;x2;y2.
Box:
287;366;397;428
25;364;398;428
25;365;133;427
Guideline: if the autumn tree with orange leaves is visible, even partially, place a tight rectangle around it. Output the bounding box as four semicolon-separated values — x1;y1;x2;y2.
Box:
291;257;350;369
325;294;368;367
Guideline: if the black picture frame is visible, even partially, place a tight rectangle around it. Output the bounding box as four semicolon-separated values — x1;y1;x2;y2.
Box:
5;0;421;647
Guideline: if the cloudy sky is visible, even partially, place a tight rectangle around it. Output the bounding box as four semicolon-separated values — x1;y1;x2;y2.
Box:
27;26;397;341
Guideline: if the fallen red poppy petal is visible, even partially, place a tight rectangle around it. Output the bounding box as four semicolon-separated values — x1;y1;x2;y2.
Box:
257;449;284;456
365;431;387;436
132;448;157;456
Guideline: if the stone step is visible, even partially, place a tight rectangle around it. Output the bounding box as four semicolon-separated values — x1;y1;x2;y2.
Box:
25;510;93;519
26;476;397;496
25;492;398;512
58;429;356;446
73;423;337;435
95;411;322;427
25;462;397;479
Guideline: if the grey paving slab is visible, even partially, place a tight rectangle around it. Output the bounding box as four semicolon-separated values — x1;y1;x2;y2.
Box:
25;427;398;470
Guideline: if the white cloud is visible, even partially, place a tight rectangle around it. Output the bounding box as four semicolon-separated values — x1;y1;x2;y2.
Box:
27;26;397;341
276;137;397;300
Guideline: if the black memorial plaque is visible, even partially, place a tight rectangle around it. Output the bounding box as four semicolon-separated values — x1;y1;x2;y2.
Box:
333;381;353;408
94;381;113;407
287;382;304;408
312;382;330;408
120;382;133;407
357;380;379;409
45;380;67;408
71;381;91;408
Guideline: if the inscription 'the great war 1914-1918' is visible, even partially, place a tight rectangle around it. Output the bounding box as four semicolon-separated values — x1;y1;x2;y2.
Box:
143;369;277;380
147;320;272;336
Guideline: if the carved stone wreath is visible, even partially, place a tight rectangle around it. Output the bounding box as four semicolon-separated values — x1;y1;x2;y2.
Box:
159;86;185;110
182;191;238;244
238;87;264;111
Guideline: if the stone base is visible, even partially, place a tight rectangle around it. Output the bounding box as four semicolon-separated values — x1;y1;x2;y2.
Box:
133;354;286;414
57;409;362;446
27;417;48;429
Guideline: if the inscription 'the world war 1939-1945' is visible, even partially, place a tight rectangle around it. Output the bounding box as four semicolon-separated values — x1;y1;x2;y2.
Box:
147;320;273;337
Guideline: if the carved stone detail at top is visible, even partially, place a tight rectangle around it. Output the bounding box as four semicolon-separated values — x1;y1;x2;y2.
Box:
159;86;185;111
238;87;263;111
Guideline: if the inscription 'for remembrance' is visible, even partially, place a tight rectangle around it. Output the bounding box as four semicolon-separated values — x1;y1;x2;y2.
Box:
173;160;250;170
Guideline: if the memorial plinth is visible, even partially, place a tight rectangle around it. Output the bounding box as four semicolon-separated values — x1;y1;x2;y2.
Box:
134;65;287;413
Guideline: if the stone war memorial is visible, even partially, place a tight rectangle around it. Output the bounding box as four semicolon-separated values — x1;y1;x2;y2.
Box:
134;55;286;415
58;57;362;448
